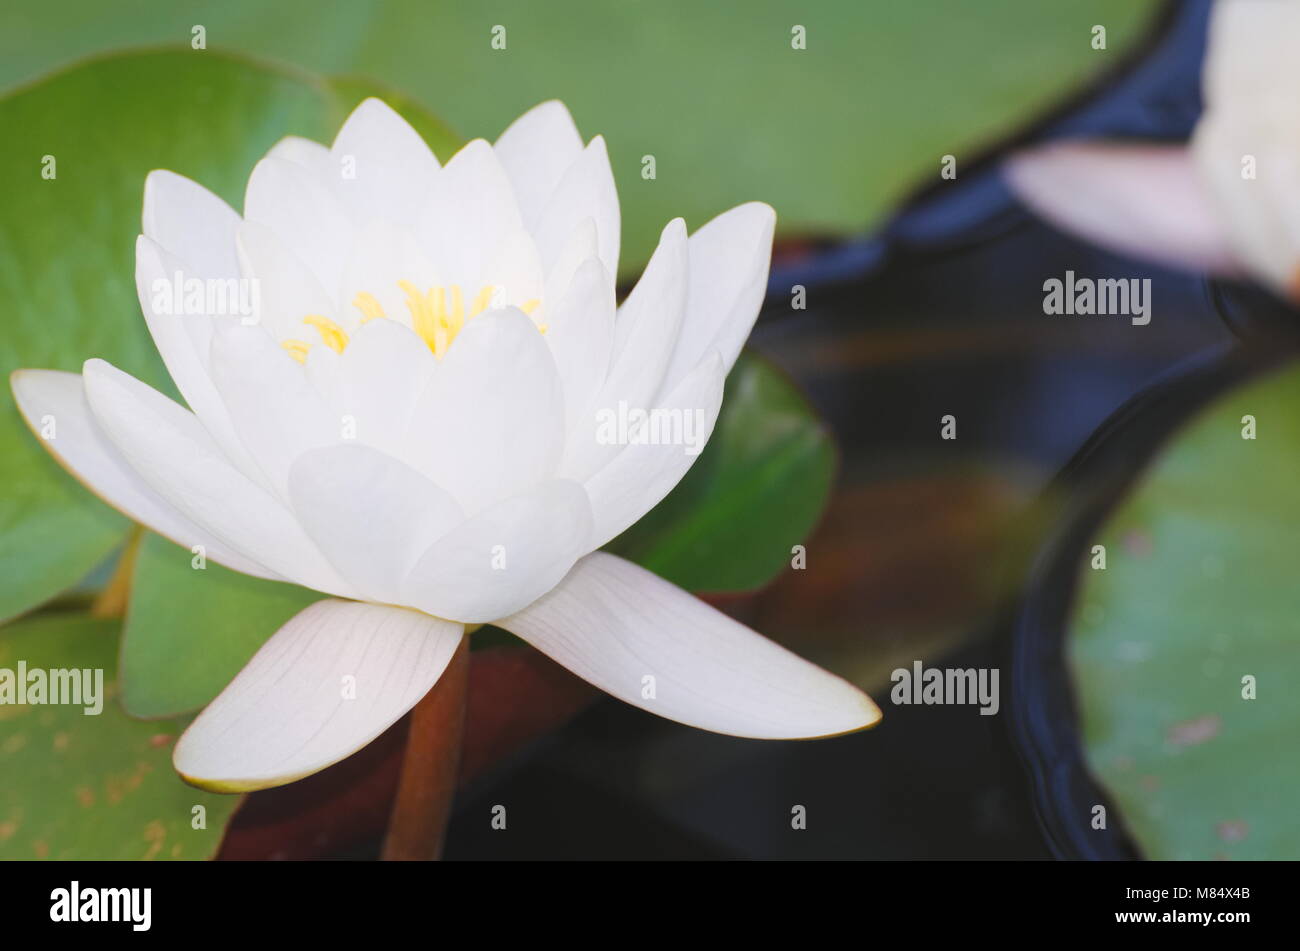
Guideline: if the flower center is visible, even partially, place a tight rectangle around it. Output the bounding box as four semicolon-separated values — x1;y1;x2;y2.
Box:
281;283;541;363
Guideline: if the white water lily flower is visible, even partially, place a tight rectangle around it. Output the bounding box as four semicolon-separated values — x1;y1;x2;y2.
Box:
11;98;879;791
1004;0;1300;300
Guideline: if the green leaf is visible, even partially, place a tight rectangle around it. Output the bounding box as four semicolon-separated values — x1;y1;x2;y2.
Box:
0;49;459;622
122;533;321;719
0;0;1163;277
1069;362;1300;860
0;612;242;859
608;353;834;592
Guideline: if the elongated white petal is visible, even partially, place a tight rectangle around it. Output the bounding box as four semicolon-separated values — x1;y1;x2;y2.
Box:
532;136;620;279
289;444;463;604
561;219;687;480
584;351;724;549
81;358;356;597
10;369;281;580
499;553;880;738
546;257;615;438
331;98;440;227
404;309;563;513
1003;142;1241;275
135;235;269;487
142;169;241;279
494;100;584;227
661;202;775;393
403;480;593;623
174;599;463;792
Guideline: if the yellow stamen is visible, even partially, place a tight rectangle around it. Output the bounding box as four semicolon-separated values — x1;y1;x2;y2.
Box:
352;292;386;322
303;314;349;354
282;339;311;364
299;281;547;362
471;286;494;318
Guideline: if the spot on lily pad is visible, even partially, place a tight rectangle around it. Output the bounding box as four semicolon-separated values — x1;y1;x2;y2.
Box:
1123;530;1153;557
1217;820;1248;843
1167;714;1221;749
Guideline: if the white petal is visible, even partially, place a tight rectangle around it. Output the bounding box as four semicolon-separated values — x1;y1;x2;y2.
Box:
532;136;620;279
10;369;281;580
236;220;341;343
81;358;356;597
583;351;724;549
546;257;615;437
403;480;593;623
1003;142;1241;275
661;202;775;393
1202;0;1300;108
494;100;584;227
314;318;435;459
244;156;353;299
404;309;563;513
134;235;269;487
1193;116;1300;295
209;325;339;498
267;135;333;179
420;139;524;291
561;219;687;480
142;169;241;279
330;98;440;227
174;599;463;792
288;444;463;604
499;553;880;738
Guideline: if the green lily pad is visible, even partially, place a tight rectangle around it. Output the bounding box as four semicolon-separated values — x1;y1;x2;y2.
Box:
0;49;458;623
121;533;321;719
0;0;1162;276
1069;361;1300;860
0;612;242;859
608;353;834;592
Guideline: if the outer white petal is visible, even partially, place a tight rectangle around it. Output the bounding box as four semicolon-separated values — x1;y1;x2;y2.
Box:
404;309;564;514
660;202;775;393
583;351;724;550
10;369;281;581
531;136;620;279
330;98;441;227
209;325;338;498
561;219;687;480
174;599;464;792
81;358;356;597
288;444;463;604
142;169;241;279
135;235;269;487
403;480;593;623
494;100;584;227
499;552;880;739
1003;142;1241;275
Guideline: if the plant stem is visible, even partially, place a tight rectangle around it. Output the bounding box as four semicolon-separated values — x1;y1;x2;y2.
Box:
380;635;470;861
